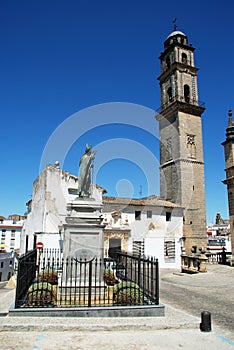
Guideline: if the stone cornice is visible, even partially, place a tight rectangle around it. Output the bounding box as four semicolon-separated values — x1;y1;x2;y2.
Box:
160;158;204;168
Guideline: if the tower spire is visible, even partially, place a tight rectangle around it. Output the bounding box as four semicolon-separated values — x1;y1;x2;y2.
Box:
228;109;233;127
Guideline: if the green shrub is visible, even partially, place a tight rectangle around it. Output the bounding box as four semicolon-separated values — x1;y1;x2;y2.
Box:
38;269;58;285
113;281;143;305
27;282;57;306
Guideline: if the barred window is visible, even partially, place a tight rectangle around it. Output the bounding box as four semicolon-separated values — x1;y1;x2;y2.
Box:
164;239;175;262
133;240;145;256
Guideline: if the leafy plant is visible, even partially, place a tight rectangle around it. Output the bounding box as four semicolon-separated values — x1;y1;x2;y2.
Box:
113;281;143;305
103;269;117;285
27;282;57;306
38;268;58;285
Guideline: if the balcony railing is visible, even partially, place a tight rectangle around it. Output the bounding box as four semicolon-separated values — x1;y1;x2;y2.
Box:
160;58;195;75
156;95;205;115
206;251;232;265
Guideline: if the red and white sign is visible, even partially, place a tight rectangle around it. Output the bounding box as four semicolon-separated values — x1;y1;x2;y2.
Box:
36;241;44;250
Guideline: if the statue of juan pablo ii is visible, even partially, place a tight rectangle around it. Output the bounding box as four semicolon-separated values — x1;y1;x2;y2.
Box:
78;144;96;197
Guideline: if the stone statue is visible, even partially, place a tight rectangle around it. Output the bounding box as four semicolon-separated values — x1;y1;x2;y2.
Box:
78;144;96;197
215;212;225;225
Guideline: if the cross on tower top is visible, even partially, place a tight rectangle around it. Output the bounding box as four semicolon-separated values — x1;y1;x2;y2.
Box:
173;18;178;31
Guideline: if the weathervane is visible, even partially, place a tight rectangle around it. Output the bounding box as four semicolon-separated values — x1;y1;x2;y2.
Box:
173;18;178;31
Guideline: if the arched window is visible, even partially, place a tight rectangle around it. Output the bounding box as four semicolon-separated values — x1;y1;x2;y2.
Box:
184;84;190;103
182;53;187;64
167;87;173;102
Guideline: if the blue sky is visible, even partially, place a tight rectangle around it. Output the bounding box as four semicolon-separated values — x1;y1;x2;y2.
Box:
1;0;234;223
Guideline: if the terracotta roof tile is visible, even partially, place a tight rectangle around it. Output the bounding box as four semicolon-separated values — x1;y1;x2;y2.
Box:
103;195;183;208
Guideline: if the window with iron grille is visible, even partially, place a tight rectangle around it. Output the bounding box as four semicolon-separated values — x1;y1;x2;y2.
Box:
133;240;145;256
164;239;175;262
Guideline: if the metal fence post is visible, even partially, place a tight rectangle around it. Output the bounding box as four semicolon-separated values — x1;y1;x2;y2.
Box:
88;261;92;307
155;259;159;305
138;255;141;286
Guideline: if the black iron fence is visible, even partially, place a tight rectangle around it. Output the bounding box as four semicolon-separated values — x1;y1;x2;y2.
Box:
115;251;159;304
206;251;232;265
40;248;63;267
15;249;37;308
15;249;159;308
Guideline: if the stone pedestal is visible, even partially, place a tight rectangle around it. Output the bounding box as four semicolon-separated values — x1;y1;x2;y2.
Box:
62;198;105;283
198;254;208;272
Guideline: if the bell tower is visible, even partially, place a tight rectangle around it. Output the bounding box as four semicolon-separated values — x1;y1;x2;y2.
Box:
222;109;234;261
156;28;207;252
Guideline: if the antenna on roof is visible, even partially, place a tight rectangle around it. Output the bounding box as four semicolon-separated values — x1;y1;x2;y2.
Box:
173;18;178;31
139;185;142;197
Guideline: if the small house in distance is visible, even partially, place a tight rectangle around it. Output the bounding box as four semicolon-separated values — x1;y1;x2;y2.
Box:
207;213;231;253
0;216;24;282
0;252;15;282
0;216;24;253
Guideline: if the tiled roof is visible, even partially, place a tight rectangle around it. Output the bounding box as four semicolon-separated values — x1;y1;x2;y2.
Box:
103;195;183;208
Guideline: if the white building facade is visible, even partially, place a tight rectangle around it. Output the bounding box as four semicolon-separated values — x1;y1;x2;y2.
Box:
0;218;23;253
21;164;184;268
103;196;183;268
206;222;232;253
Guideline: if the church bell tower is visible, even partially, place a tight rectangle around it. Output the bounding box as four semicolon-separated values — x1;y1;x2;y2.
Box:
222;110;234;261
156;27;207;252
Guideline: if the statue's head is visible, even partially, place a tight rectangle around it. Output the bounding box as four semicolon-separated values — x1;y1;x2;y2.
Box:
85;144;92;154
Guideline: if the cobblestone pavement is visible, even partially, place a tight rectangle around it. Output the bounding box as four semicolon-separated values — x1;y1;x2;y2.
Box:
160;264;234;339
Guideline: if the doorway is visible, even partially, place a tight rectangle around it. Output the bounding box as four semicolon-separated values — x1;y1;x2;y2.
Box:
108;238;121;260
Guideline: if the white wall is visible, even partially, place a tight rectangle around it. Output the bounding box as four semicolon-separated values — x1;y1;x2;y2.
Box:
21;164;103;253
22;165;75;252
103;206;183;268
